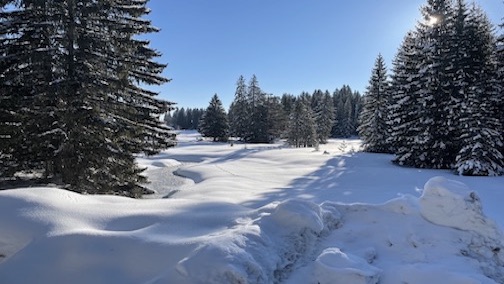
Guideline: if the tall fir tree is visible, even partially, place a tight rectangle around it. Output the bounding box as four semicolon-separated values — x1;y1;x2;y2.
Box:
0;0;64;177
199;94;229;142
390;0;503;176
313;90;335;144
287;98;317;148
331;85;361;138
413;0;458;168
454;5;504;175
264;95;288;140
0;0;175;196
390;31;427;166
246;75;270;143
228;75;249;139
358;54;393;153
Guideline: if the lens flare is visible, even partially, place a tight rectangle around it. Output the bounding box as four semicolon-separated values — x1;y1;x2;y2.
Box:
427;15;440;26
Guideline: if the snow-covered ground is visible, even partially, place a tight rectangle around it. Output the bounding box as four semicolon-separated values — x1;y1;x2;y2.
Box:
1;130;504;283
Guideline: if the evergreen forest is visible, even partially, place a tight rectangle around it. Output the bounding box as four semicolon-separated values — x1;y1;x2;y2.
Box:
193;0;503;177
358;0;504;176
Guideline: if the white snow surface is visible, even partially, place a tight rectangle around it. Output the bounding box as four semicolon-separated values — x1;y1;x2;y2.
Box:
1;130;504;284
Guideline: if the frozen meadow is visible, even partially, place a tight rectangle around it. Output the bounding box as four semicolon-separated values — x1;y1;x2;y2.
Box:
1;131;504;283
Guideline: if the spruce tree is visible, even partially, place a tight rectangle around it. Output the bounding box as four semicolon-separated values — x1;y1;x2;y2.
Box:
332;86;355;138
0;0;175;196
390;31;427;166
454;5;504;176
313;90;335;144
413;0;458;168
199;94;229;142
228;75;249;140
0;0;64;178
287;98;317;148
264;96;288;140
497;11;504;149
358;54;393;153
246;75;270;143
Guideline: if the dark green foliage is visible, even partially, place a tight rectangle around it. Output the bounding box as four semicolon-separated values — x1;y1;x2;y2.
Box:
388;0;503;175
389;32;426;166
199;94;229;142
287;98;317;148
313;90;335;144
228;75;249;139
166;107;205;130
331;86;362;138
0;0;176;196
497;8;504;152
454;6;503;175
228;75;284;143
358;54;393;153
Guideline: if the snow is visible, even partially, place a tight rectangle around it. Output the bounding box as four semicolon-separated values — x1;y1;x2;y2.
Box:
1;130;504;283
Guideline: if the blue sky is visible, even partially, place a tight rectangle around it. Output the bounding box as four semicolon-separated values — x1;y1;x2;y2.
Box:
144;0;502;109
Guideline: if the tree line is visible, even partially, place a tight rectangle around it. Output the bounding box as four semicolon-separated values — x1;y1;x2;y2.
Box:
164;107;205;130
358;0;504;176
0;0;175;197
195;75;363;145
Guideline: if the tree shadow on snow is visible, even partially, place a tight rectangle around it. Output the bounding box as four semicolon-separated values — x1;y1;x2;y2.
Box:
241;152;447;208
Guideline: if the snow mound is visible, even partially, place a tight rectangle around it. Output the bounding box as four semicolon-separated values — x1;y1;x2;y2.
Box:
315;247;381;284
420;177;500;237
176;199;342;283
420;177;504;282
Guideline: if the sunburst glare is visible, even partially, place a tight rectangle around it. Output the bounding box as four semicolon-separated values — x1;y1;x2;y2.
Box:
426;15;440;26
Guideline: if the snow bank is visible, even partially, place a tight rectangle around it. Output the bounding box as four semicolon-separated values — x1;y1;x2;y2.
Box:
288;177;504;284
1;177;504;284
176;199;342;284
420;177;504;282
420;177;500;237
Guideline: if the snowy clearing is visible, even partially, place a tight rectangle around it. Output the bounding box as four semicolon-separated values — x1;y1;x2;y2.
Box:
1;131;504;283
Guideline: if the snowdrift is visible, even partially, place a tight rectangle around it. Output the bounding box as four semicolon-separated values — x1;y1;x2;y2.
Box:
0;177;503;283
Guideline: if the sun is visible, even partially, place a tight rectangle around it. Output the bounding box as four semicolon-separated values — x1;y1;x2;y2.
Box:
426;15;440;27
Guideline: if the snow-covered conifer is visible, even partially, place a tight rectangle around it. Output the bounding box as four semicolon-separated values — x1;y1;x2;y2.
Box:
287;98;317;148
411;0;458;168
246;75;270;143
0;0;176;196
390;31;429;166
332;86;361;138
454;5;504;176
199;94;229;142
313;90;335;144
228;75;249;140
358;54;393;153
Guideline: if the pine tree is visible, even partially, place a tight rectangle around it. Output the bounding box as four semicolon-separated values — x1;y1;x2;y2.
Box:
287;98;317;148
390;0;503;175
0;0;64;178
313;90;335;144
413;0;458;168
264;95;288;140
199;94;229;142
497;10;504;150
358;54;393;153
390;31;427;165
0;0;176;196
246;75;270;143
228;75;249;140
454;5;504;176
350;91;364;136
332;87;350;138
